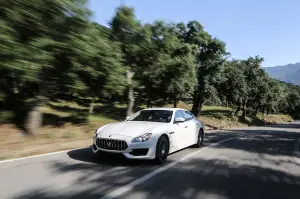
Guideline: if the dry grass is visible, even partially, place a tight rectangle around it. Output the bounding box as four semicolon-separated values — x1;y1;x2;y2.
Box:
0;121;111;160
0;101;118;160
200;112;294;130
200;116;247;130
260;114;294;124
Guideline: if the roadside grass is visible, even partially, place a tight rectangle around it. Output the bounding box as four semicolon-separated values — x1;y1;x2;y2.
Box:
0;100;294;160
0;100;120;160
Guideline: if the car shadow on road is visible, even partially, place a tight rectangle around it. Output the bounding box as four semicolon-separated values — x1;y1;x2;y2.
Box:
218;129;300;158
264;123;300;129
67;147;155;167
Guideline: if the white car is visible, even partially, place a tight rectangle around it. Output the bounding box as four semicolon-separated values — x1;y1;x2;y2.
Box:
92;108;205;164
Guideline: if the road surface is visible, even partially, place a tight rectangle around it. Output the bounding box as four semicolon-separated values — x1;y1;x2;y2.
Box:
1;123;300;199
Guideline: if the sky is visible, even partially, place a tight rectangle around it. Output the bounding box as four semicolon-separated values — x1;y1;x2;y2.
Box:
88;0;300;67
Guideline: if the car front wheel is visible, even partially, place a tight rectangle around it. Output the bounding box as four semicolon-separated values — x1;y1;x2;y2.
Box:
195;129;204;148
154;136;169;165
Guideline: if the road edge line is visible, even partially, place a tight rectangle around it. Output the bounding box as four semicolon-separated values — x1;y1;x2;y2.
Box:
0;147;84;164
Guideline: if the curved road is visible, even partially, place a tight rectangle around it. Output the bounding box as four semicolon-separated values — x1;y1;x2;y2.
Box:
1;123;300;199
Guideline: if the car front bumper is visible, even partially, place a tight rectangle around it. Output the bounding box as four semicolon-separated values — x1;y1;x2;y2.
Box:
92;136;157;160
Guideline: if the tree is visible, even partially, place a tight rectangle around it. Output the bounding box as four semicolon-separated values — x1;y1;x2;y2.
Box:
0;0;91;134
285;84;300;119
136;21;197;108
239;56;265;118
178;21;227;116
110;6;143;116
74;22;126;114
255;78;283;116
217;60;247;115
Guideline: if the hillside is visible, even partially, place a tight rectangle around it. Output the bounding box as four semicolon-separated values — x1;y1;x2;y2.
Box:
264;63;300;85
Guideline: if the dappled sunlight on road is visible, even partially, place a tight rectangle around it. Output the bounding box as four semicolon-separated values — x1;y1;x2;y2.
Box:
0;126;298;199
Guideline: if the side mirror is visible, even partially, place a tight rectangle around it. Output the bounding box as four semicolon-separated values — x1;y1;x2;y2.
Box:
125;116;130;121
175;117;185;123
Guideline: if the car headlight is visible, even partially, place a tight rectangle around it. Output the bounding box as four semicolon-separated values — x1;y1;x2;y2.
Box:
132;133;152;143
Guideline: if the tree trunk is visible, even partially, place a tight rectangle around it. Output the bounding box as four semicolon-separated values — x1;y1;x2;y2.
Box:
89;97;95;114
191;93;200;116
26;104;43;135
173;97;177;108
234;106;240;116
25;92;46;135
262;106;265;115
133;94;141;112
234;99;242;116
191;92;204;117
127;87;134;116
242;101;247;119
126;69;134;116
25;75;49;135
254;107;259;116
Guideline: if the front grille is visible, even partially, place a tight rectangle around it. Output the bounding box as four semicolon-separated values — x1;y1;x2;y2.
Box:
96;138;128;151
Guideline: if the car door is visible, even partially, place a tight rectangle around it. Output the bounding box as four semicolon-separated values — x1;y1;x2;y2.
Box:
180;110;197;146
170;110;187;152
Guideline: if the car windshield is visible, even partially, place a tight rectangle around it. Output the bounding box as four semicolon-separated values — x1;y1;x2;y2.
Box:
127;110;173;123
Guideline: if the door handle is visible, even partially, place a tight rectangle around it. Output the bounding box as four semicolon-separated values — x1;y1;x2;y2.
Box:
169;131;175;134
185;126;188;128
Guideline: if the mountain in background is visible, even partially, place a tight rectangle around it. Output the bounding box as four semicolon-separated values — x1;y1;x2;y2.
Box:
263;63;300;85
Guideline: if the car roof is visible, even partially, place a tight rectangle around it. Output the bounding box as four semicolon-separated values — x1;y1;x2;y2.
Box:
142;107;187;111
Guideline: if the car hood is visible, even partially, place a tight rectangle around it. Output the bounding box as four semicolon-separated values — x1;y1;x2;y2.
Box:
96;121;167;139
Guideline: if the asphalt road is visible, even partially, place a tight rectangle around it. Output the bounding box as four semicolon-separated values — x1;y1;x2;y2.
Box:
1;123;300;199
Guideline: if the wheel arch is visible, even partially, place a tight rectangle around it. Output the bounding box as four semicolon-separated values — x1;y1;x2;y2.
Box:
160;133;170;151
161;133;169;141
200;127;205;136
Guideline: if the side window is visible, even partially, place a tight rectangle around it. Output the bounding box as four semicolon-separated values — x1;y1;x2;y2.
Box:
187;111;195;118
181;110;194;121
173;110;184;123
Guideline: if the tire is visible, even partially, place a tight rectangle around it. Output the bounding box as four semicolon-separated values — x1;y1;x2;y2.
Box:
154;136;169;165
195;129;204;148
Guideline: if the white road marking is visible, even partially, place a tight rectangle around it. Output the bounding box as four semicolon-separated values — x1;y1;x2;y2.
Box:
100;135;243;199
0;148;83;164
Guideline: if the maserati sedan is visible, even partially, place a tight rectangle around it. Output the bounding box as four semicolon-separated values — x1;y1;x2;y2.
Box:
92;108;205;164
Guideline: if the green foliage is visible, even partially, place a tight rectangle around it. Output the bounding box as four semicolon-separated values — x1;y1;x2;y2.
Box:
176;21;228;116
0;1;124;133
74;22;126;97
217;57;300;119
1;0;93;134
135;22;197;106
